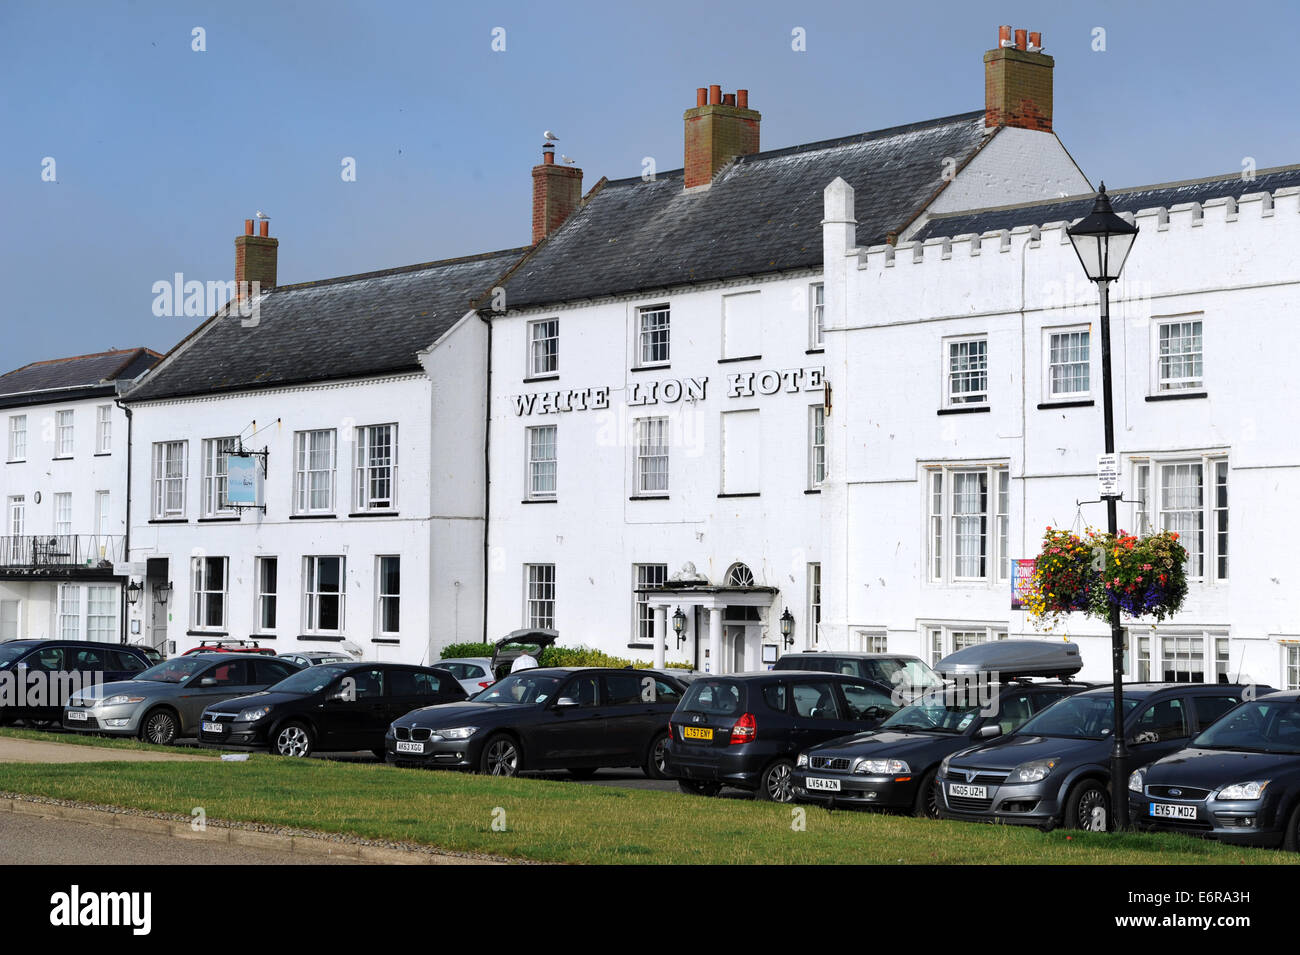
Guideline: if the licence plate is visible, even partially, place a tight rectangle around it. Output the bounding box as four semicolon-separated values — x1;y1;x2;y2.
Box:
682;726;713;741
395;741;424;754
947;783;987;799
201;721;224;734
1150;802;1198;820
65;710;88;722
805;777;841;792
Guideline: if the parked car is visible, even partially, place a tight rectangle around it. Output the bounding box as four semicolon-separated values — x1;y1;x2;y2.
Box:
197;662;467;758
936;682;1268;831
664;671;899;802
1130;690;1300;848
436;656;497;696
489;629;559;679
773;652;943;702
0;640;154;727
63;653;303;744
278;651;355;668
132;644;166;666
386;666;690;778
792;680;1087;816
183;639;275;656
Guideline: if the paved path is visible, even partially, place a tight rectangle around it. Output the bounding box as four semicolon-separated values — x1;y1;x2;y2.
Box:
0;813;363;865
0;737;212;763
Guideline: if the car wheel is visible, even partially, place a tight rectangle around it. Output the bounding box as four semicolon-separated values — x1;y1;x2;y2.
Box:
140;708;179;746
1064;779;1110;831
566;767;599;779
1281;803;1300;852
644;731;671;780
913;767;940;819
274;721;314;758
677;779;722;797
480;735;521;777
756;759;796;803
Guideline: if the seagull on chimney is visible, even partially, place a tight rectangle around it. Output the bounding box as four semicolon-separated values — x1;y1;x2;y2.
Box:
561;155;577;165
255;210;269;220
543;130;559;142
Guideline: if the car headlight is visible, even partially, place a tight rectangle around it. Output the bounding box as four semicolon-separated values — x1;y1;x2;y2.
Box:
237;705;273;722
1006;758;1058;784
940;753;954;777
1217;780;1269;800
101;695;147;707
796;753;809;767
854;758;911;775
434;726;477;740
1128;768;1145;793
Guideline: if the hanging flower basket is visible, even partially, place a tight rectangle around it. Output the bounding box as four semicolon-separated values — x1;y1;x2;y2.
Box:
1025;526;1188;627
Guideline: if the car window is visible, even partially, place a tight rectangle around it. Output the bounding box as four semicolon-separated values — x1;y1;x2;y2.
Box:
763;683;788;713
440;663;468;680
347;668;384;700
603;673;643;706
650;678;682;705
1132;697;1188;743
412;672;444;697
25;647;65;671
388;668;418;697
839;682;898;721
681;680;743;717
255;660;296;684
109;650;147;672
1030;690;1072;713
559;674;600;707
71;647;106;669
996;692;1036;735
791;681;841;719
1194;695;1242;729
202;660;250;685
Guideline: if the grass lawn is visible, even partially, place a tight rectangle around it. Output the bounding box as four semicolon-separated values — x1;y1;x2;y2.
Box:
1;754;1295;865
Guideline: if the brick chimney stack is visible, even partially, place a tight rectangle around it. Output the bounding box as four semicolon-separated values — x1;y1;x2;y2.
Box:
531;145;583;245
984;26;1054;132
683;86;760;189
235;218;278;300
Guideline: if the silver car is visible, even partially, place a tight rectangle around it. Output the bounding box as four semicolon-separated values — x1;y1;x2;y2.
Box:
63;653;303;745
436;657;497;697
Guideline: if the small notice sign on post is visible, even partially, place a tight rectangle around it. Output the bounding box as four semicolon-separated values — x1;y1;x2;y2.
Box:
1098;453;1120;498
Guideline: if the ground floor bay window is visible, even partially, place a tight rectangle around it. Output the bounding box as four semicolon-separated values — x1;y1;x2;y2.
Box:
926;463;1010;585
56;583;120;641
1130;628;1232;683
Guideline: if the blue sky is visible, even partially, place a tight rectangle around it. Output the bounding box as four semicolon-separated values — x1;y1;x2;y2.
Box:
4;0;1298;369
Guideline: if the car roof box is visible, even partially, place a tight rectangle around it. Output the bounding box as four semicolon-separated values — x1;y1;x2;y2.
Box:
936;640;1082;680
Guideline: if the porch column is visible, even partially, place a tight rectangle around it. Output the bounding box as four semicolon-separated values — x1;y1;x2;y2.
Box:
708;607;723;674
652;604;667;669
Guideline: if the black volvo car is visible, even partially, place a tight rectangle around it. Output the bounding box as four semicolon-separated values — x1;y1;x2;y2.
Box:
197;661;466;757
936;682;1266;831
1130;690;1300;848
663;671;899;802
386;667;690;778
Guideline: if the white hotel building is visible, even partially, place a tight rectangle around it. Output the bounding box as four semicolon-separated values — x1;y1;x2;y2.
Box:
481;31;1088;672
819;164;1300;686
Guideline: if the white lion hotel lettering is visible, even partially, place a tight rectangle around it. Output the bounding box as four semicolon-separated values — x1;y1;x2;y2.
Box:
512;366;825;416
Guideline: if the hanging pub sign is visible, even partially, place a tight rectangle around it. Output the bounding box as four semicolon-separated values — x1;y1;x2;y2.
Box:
1011;559;1037;610
224;453;263;510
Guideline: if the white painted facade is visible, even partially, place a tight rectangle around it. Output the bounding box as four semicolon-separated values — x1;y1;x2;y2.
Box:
483;126;1090;672
0;394;130;642
124;314;488;664
821;177;1300;689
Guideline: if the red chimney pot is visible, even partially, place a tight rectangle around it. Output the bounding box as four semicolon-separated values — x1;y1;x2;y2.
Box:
736;89;748;109
696;87;707;107
1014;29;1027;50
708;85;721;105
259;220;269;237
1028;31;1041;49
722;93;735;106
998;25;1011;45
244;219;254;236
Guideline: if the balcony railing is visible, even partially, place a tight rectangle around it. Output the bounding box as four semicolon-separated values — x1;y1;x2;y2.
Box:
0;535;126;570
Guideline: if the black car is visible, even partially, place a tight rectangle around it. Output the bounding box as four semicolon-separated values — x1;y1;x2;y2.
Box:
936;682;1267;831
792;680;1087;816
1130;690;1300;848
0;640;153;726
196;661;467;758
773;652;943;702
386;667;689;778
663;671;899;802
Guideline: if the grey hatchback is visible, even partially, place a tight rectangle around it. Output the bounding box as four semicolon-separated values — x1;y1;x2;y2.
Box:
64;653;303;744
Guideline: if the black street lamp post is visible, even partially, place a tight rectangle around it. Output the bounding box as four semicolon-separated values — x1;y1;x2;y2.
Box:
1067;183;1139;832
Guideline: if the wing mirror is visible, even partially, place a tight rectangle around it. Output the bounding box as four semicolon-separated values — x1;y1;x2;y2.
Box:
975;724;1002;740
198;677;217;687
555;697;578;708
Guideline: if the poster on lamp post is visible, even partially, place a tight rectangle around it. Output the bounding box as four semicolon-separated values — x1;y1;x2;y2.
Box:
1011;558;1036;610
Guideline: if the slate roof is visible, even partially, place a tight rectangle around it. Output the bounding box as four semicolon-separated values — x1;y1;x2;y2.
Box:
496;111;997;310
126;247;529;403
914;164;1300;241
0;348;160;407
